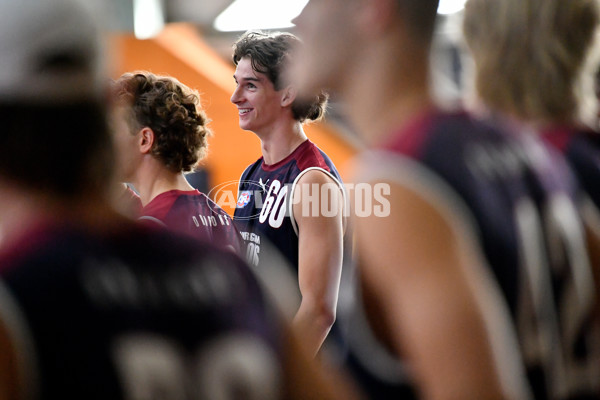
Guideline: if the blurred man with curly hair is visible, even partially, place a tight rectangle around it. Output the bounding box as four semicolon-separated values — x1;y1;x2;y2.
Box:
112;71;241;253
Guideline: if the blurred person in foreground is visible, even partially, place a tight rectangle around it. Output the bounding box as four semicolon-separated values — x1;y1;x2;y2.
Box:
111;71;242;253
0;1;361;399
289;0;597;398
463;0;600;212
463;0;600;398
230;31;346;357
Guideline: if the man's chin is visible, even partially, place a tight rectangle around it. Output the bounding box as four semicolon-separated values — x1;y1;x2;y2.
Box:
239;122;253;132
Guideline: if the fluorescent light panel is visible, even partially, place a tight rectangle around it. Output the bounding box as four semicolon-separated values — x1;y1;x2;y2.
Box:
438;0;467;14
214;0;308;32
134;0;165;39
214;0;467;32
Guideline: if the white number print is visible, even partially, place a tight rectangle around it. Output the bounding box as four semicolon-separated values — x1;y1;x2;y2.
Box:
112;333;281;400
246;241;260;267
258;180;288;229
515;194;600;399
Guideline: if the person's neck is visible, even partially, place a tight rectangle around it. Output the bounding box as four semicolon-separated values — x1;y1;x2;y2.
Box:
342;40;435;146
131;159;195;206
0;186;46;250
258;121;308;165
0;184;119;250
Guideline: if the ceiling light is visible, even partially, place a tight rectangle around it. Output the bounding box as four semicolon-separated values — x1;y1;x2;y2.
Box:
214;0;308;32
437;0;467;15
134;0;165;39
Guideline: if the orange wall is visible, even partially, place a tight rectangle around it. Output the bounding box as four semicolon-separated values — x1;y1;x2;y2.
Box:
110;24;357;214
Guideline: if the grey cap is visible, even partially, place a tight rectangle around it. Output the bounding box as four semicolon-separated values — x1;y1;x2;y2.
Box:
0;0;106;103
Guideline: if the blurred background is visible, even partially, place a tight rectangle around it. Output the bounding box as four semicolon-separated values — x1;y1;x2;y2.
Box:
101;0;468;214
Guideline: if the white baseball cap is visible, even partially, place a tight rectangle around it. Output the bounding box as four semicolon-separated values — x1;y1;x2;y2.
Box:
0;0;106;103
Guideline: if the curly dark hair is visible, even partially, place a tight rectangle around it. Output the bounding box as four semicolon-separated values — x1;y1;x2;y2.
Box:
232;30;328;123
112;71;211;173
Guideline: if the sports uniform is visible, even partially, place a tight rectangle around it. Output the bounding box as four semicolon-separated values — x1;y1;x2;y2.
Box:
541;126;600;210
338;109;600;399
234;139;344;270
140;189;242;253
0;219;284;399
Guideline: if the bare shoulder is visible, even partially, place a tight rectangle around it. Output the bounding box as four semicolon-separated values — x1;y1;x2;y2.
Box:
354;176;473;283
350;151;483;280
295;168;342;188
292;169;345;226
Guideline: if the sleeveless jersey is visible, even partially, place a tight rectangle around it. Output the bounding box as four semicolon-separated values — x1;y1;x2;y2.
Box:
338;110;600;400
0;221;285;400
541;126;600;210
233;139;344;270
140;189;242;254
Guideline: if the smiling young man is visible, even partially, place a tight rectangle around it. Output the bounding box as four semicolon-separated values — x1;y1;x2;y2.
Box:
231;31;346;357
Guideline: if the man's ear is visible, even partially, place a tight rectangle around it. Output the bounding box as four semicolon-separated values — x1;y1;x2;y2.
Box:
139;127;154;154
281;85;297;108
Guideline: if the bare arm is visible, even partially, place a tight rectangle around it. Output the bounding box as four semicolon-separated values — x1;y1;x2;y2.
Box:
292;170;344;356
280;319;364;400
355;180;528;400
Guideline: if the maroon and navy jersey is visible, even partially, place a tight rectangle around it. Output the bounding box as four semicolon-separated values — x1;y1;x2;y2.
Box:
541;126;600;211
0;220;285;399
233;139;344;271
338;110;600;399
140;189;242;254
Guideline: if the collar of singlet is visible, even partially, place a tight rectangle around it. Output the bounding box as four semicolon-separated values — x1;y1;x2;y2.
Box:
539;125;575;152
260;139;311;172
